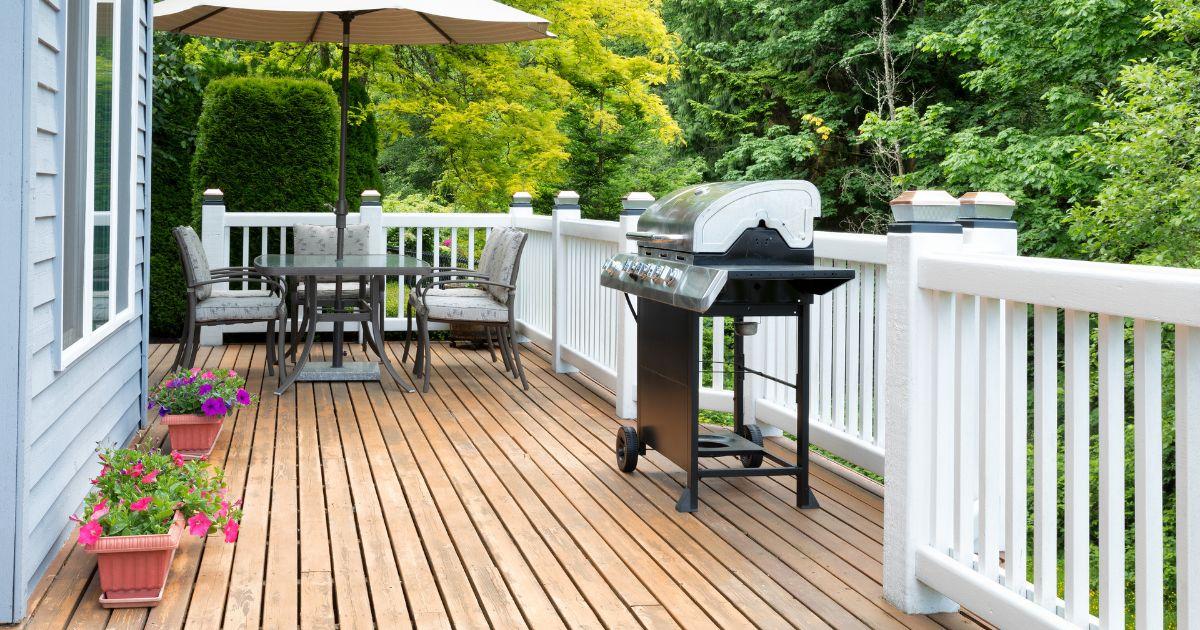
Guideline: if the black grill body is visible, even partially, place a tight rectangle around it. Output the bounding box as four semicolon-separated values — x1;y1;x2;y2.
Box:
603;182;854;512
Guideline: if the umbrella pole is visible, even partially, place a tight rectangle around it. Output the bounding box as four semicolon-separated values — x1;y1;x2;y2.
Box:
332;12;352;367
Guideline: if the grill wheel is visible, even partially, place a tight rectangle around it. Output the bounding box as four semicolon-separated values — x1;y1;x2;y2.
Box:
739;424;764;468
616;426;639;473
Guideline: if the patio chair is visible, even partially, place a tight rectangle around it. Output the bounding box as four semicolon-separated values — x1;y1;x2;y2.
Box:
408;227;529;392
171;226;286;376
287;223;370;359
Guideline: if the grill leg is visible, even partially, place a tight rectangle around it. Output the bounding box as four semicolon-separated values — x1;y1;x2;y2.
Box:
797;300;820;509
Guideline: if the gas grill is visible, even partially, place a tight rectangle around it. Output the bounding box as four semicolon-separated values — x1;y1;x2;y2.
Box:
600;180;854;512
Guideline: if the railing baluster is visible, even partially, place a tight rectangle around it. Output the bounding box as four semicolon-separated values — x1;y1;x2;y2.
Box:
977;297;1004;581
1063;309;1091;623
834;269;847;432
468;228;475;270
875;267;887;448
847;263;861;437
1134;318;1164;630
450;228;458;269
954;293;978;566
1005;301;1029;593
1033;304;1059;610
1178;325;1200;630
820;265;834;425
932;291;956;555
1098;313;1126;627
860;265;876;444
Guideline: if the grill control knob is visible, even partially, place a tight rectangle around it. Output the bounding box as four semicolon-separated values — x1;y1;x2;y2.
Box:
664;269;680;287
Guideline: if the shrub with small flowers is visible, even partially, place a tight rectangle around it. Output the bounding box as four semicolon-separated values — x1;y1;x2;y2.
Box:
148;368;256;418
73;446;242;544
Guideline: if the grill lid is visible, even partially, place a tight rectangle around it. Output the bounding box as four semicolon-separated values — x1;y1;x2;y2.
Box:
630;180;821;253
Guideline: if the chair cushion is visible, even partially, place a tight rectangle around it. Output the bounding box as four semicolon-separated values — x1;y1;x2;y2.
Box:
196;294;283;323
417;294;509;323
293;223;371;283
211;289;273;299
426;286;488;298
175;226;213;300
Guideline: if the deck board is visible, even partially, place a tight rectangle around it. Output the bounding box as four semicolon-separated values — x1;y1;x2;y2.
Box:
20;341;988;630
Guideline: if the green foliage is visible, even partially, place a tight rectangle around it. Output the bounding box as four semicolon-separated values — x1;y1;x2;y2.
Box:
191;77;339;221
1071;0;1200;266
149;34;204;338
77;447;241;539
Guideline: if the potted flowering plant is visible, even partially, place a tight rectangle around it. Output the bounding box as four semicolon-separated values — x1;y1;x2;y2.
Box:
72;446;242;608
148;368;256;459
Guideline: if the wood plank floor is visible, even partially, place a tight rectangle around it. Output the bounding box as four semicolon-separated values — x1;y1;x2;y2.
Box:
19;341;987;629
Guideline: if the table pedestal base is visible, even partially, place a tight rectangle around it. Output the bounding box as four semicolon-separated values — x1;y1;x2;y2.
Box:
294;361;381;382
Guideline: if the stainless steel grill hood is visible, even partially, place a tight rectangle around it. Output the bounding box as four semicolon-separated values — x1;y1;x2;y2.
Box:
626;180;821;253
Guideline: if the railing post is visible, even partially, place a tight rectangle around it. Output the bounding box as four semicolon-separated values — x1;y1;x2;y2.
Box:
552;191;581;373
957;192;1019;590
360;189;385;255
883;190;963;614
199;189;227;346
615;192;653;418
509;192;533;343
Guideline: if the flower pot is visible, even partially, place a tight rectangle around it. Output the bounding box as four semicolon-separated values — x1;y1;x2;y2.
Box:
161;414;224;460
86;512;184;608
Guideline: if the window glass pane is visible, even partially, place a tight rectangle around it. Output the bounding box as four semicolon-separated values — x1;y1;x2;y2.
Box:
92;0;114;330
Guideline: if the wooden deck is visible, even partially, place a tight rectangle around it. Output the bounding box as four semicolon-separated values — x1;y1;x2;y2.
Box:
20;340;986;630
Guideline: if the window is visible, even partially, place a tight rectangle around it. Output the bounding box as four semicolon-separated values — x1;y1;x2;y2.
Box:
60;0;135;365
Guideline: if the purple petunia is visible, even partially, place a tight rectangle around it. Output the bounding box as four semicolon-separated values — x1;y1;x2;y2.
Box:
159;407;170;417
198;383;213;396
200;397;228;417
235;388;251;406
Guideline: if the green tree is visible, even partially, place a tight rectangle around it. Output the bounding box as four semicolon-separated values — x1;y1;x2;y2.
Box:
1071;0;1200;266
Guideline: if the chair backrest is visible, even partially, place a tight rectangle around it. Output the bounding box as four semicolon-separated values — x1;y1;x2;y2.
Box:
483;227;528;303
292;223;371;256
173;226;213;300
293;223;371;283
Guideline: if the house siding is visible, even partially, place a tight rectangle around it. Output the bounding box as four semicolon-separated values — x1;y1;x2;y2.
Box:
4;0;153;621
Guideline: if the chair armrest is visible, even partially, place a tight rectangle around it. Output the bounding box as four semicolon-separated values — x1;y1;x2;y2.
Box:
415;279;515;300
190;274;284;295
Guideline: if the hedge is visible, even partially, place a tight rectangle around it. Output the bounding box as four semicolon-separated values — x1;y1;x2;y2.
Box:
191;77;340;221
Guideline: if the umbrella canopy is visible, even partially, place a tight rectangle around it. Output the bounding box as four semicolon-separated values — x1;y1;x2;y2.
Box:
154;0;552;44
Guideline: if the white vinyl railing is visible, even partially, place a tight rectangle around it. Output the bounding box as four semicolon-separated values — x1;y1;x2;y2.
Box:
886;223;1200;629
198;185;1200;627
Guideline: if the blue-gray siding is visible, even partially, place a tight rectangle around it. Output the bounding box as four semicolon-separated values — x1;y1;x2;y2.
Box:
5;0;153;621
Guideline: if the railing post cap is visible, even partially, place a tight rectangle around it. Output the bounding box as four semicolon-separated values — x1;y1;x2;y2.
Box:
361;189;382;204
621;192;655;215
888;189;961;227
202;189;225;204
510;191;533;208
957;191;1015;221
554;190;581;206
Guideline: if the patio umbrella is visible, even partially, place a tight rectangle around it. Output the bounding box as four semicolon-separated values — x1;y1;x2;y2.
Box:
155;0;551;379
154;0;553;257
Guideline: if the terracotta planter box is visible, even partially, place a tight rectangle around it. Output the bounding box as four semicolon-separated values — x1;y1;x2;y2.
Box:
86;512;184;608
161;414;223;460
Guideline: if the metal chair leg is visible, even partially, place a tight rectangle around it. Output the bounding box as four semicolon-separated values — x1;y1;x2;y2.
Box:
265;320;276;376
484;326;498;363
171;319;192;373
412;312;425;377
288;281;301;360
496;326;515;374
421;316;433;393
185;323;201;369
403;290;414;364
509;322;528;390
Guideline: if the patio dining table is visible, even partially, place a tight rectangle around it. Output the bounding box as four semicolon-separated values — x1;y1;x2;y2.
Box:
254;253;430;395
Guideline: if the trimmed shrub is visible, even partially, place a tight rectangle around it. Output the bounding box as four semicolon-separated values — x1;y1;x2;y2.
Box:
148;71;203;338
337;78;382;204
191;77;339;221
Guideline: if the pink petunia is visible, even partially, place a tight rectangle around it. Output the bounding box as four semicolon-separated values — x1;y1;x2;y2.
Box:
201;370;215;379
141;469;160;485
126;462;145;479
130;496;152;511
228;369;238;377
78;520;103;545
187;512;212;537
171;451;185;467
216;500;230;519
189;367;200;376
223;520;239;543
91;498;109;520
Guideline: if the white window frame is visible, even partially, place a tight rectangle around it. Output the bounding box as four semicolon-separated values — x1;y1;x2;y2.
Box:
57;0;138;370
